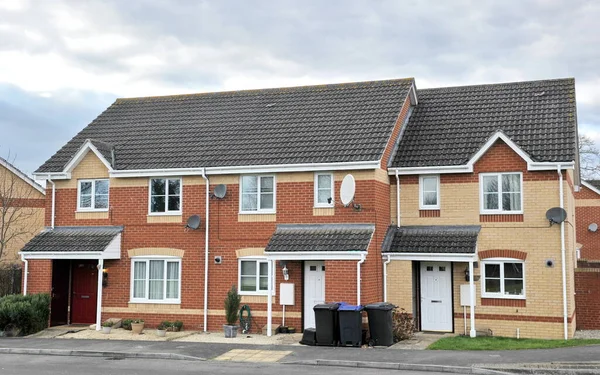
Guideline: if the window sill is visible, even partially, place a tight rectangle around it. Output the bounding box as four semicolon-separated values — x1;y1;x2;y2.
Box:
419;209;440;218
76;209;109;213
238;213;276;222
128;300;181;305
481;294;525;300
238;211;277;215
147;212;183;216
238;292;275;297
481;298;526;307
147;215;182;224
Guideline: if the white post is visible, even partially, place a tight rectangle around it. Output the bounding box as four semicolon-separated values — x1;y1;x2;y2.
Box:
383;255;391;302
357;253;365;305
469;260;476;338
267;259;273;337
96;258;104;331
201;169;210;332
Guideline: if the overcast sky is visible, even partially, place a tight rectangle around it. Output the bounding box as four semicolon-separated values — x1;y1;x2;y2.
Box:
1;0;599;175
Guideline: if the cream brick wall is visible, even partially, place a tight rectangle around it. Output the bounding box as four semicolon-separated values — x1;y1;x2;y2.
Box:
386;260;414;313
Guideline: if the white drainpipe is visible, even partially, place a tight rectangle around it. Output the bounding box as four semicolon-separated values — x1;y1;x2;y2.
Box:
557;165;568;340
383;254;391;302
95;258;104;331
357;253;366;305
48;179;56;229
395;170;401;226
21;254;28;295
201;168;210;332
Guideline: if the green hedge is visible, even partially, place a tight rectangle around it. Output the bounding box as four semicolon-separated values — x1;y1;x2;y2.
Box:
0;293;50;336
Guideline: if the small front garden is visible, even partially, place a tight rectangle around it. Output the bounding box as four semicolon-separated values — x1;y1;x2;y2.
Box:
0;293;50;336
428;336;600;350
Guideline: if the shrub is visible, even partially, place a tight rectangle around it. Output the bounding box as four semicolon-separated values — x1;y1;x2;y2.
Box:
157;322;167;330
132;319;144;324
0;293;50;336
224;285;241;325
392;307;415;342
122;319;133;330
173;320;183;331
102;321;114;328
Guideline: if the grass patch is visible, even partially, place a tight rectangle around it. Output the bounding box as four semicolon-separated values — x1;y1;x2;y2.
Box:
428;336;600;350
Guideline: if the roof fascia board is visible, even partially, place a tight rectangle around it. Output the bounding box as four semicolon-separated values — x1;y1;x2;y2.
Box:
109;160;380;178
0;158;46;194
382;252;477;262
582;181;600;196
409;83;418;105
63;140;114;174
265;252;365;260
20;251;105;260
32;172;71;180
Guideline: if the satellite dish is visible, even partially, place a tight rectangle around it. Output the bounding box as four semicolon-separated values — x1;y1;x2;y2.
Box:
186;215;201;230
214;184;227;199
589;223;598;232
545;207;567;225
340;174;356;207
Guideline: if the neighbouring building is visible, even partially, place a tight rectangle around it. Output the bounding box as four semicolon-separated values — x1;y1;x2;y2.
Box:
574;180;600;330
0;157;45;266
21;77;582;339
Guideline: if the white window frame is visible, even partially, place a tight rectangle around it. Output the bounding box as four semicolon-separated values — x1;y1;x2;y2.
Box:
314;172;334;208
419;175;440;210
148;177;182;216
479;172;523;214
129;256;182;304
481;258;526;300
239;175;276;214
237;258;276;296
77;179;109;212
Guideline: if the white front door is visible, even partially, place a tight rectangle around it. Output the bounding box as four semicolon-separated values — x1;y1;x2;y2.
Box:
304;261;325;329
420;262;453;332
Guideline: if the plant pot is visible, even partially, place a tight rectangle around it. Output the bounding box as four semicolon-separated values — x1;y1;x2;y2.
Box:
102;326;112;334
223;324;238;338
156;329;167;337
131;322;145;334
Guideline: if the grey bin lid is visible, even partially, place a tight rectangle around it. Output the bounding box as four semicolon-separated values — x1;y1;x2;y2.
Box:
364;302;396;311
338;304;364;311
313;303;340;311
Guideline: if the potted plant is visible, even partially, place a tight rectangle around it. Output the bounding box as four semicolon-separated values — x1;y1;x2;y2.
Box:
173;320;183;332
102;321;114;334
122;319;133;331
131;319;145;334
223;285;241;338
156;322;167;337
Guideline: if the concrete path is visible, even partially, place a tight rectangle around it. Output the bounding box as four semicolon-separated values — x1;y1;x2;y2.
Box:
3;337;600;373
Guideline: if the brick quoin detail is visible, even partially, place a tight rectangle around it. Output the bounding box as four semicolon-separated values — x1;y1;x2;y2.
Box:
479;214;524;222
419;210;440;218
481;298;526;307
478;249;527;260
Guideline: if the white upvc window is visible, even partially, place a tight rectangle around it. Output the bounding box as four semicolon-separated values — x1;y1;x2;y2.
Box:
419;175;440;209
238;258;275;295
77;179;109;211
240;175;275;213
130;257;181;303
314;172;334;207
149;178;182;215
481;259;525;299
480;172;523;214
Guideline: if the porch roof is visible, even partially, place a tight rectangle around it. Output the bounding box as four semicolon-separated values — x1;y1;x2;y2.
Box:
264;224;374;257
382;225;481;255
20;226;123;260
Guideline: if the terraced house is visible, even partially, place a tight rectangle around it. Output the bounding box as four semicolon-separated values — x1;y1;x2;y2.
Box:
21;77;580;339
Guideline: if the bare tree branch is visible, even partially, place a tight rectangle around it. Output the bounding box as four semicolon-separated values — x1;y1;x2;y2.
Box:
579;135;600;180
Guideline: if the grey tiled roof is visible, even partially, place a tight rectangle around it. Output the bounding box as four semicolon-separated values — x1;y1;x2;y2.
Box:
21;226;123;253
382;225;481;254
586;180;600;190
264;224;374;253
391;78;577;168
36;79;414;173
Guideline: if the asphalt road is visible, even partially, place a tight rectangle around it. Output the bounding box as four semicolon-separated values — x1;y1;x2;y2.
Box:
0;354;449;375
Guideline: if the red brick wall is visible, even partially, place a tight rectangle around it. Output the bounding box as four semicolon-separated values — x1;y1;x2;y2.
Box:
575;270;600;329
44;174;389;330
25;260;52;294
574;185;600;261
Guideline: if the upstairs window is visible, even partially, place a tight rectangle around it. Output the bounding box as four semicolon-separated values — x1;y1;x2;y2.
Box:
149;178;181;214
480;173;522;214
419;175;440;209
314;173;334;207
78;179;109;211
482;259;525;299
240;175;275;213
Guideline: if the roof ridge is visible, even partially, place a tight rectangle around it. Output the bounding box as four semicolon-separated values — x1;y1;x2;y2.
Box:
115;77;415;103
419;77;575;92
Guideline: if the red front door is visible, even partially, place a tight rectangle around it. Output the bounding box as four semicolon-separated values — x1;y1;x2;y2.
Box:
71;260;98;324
